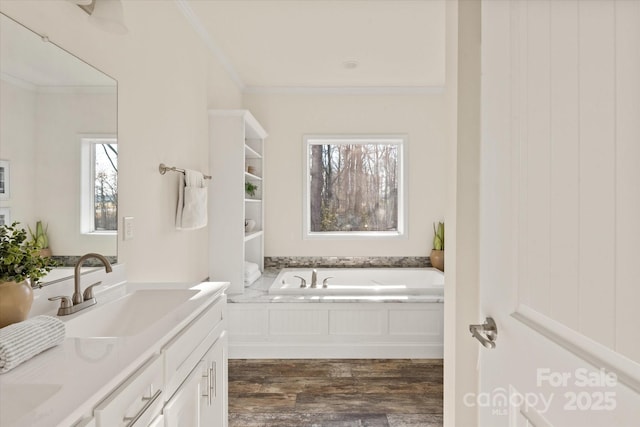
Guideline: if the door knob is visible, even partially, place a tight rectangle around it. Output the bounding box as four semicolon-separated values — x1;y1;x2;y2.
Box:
469;317;498;349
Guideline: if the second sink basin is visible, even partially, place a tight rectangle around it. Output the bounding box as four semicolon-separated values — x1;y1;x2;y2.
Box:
65;289;198;338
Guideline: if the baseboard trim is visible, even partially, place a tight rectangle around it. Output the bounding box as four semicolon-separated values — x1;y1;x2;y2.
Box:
229;342;443;359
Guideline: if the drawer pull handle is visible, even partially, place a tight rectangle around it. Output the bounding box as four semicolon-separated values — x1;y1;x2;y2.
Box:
211;362;216;399
201;363;216;406
123;389;162;427
202;367;212;405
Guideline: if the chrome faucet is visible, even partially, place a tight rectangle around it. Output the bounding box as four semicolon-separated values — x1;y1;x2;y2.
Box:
49;253;113;316
310;269;318;288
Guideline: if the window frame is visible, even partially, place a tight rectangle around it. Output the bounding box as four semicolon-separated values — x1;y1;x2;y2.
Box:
302;134;408;240
80;135;118;235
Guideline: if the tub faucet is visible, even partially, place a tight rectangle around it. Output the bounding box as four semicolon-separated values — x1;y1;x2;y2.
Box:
310;269;318;288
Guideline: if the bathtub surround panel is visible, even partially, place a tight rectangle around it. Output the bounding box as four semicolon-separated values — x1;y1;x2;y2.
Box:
264;256;431;269
228;303;444;359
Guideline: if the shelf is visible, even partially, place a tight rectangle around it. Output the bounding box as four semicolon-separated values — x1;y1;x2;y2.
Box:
244;144;262;159
244;171;262;181
245;198;262;203
244;230;263;242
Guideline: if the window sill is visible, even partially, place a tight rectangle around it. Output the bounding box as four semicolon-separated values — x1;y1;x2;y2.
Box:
304;231;406;240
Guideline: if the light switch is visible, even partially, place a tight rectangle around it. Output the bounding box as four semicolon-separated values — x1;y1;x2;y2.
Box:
123;217;134;240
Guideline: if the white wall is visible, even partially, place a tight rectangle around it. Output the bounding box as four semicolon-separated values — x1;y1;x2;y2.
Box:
0;0;243;281
0;80;37;228
443;1;481;426
244;92;447;257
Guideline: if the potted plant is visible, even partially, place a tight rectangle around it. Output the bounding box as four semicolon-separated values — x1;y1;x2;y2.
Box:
0;222;58;328
431;221;444;271
28;220;52;258
245;181;258;198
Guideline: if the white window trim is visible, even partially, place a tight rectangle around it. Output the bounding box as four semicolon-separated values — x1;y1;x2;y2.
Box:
302;134;408;240
80;134;117;235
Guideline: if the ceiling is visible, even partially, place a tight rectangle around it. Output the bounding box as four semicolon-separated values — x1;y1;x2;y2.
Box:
0;14;115;89
182;0;446;92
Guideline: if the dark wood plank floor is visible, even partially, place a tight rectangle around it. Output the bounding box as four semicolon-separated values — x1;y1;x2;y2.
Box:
228;359;443;427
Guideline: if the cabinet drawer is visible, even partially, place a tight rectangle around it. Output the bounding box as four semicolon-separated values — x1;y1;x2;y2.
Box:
94;354;164;427
162;296;225;400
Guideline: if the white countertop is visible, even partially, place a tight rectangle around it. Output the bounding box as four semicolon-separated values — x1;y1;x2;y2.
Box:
0;280;228;427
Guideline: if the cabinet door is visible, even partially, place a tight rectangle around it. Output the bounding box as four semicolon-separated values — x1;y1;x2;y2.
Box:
200;332;228;426
148;414;164;427
163;361;202;427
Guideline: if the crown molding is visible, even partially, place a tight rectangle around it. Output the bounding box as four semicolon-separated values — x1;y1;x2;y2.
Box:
1;73;37;91
243;85;445;95
174;0;245;90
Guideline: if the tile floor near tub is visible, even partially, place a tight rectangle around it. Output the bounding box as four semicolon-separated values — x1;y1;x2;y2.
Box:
228;359;443;427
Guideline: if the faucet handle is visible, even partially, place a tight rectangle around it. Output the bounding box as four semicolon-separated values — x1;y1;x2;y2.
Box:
48;296;73;309
293;275;307;288
322;277;334;288
83;281;102;301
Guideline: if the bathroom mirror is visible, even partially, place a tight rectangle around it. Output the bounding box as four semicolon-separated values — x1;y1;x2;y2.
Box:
0;13;118;282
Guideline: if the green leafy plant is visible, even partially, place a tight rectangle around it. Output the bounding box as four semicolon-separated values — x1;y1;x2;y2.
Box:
28;221;49;249
432;222;444;251
245;181;258;198
1;222;57;285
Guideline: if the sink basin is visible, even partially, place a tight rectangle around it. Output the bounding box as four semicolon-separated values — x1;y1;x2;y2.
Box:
0;384;62;425
65;289;198;338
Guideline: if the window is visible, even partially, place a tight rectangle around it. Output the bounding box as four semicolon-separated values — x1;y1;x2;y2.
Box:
303;135;407;239
81;137;117;234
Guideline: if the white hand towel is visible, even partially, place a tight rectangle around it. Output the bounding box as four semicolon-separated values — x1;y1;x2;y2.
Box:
244;269;262;286
244;261;260;276
176;169;208;230
0;316;65;374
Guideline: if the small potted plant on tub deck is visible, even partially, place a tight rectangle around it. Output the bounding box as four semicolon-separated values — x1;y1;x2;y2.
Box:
0;222;58;328
29;220;52;258
431;221;444;272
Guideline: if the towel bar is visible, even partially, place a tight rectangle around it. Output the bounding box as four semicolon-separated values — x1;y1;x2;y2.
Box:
159;163;211;179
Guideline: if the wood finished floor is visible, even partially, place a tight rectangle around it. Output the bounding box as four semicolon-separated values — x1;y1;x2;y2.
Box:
228;359;443;427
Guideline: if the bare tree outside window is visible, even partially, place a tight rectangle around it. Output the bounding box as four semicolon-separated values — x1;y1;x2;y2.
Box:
305;136;405;236
94;143;117;231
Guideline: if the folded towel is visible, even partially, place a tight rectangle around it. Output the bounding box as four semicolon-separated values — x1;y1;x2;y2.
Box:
244;261;260;276
244;269;262;286
0;316;65;374
176;169;208;231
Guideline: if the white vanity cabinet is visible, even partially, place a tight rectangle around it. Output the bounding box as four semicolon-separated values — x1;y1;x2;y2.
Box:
163;333;228;427
161;295;227;427
84;291;228;427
